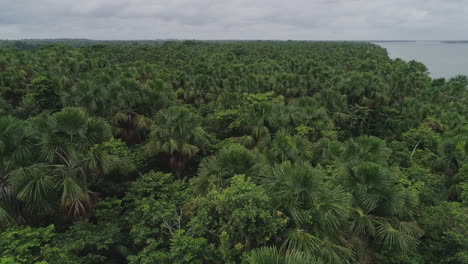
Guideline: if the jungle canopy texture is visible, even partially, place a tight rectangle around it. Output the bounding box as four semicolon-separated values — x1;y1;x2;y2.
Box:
0;40;466;264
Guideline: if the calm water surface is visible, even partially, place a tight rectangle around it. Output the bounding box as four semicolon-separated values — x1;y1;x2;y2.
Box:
375;42;468;78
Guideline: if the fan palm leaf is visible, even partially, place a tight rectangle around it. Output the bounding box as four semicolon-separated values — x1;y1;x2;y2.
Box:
375;221;419;253
343;136;391;165
349;208;375;236
60;175;91;217
246;246;325;264
85;117;112;147
8;164;55;205
281;229;322;253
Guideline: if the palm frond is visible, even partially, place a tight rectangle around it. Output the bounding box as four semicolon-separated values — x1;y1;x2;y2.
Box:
60;176;91;217
350;208;375;236
245;246;325;264
0;205;12;228
285;251;325;264
54;107;87;138
312;186;351;236
145;139;162;155
86;117;112;146
8;164;56;206
181;143;199;158
375;221;419;253
134;114;153;131
245;246;283;264
318;238;355;264
281;229;322;254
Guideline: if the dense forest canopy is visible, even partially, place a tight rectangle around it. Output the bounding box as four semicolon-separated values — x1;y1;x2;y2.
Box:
0;40;466;264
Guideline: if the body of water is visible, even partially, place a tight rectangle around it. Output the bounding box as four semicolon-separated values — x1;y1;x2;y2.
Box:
375;42;468;78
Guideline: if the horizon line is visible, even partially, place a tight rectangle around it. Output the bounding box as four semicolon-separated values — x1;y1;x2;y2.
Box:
1;38;468;42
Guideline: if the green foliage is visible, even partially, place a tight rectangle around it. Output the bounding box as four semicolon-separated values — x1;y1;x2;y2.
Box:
343;136;392;165
191;143;265;193
400;165;446;205
388;140;411;167
42;198;125;264
22;76;62;114
259;130;314;163
0;41;466;263
0;225;55;264
418;202;467;264
376;252;423;264
5;108;124;219
402;126;441;153
124;172;189;248
145;106;210;176
167;230;217;264
190;175;285;262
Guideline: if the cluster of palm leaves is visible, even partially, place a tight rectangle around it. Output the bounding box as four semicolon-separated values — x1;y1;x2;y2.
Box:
0;108;129;224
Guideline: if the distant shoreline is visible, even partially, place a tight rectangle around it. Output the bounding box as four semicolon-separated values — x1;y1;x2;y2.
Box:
373;40;468;44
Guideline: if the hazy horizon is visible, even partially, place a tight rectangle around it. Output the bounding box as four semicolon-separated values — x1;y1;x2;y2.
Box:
1;38;467;42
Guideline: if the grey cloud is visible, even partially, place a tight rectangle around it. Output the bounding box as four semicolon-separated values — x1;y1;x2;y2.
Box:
0;0;466;40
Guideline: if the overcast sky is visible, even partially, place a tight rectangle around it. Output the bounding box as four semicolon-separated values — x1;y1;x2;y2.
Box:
0;0;466;40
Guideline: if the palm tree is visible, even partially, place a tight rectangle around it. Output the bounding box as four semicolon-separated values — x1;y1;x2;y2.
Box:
65;78;175;144
341;161;422;263
107;79;154;143
0;115;32;226
258;129;313;163
240;102;275;140
313;138;344;165
262;161;325;219
280;229;354;264
145;106;210;177
7;108;125;219
0;116;32;172
113;79;176;143
343;136;391;166
261;161;352;263
289;97;334;141
182;74;216;105
63;80;108;116
263;161;350;230
191;143;266;194
395;97;428;131
237;101;302;143
432;138;468;200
